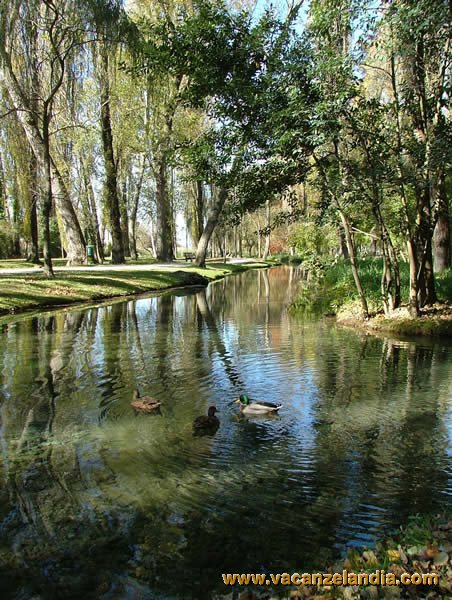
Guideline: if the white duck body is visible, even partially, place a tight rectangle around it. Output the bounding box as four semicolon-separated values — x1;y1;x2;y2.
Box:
235;395;282;415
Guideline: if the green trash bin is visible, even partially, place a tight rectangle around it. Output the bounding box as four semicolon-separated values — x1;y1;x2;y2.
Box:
87;245;94;259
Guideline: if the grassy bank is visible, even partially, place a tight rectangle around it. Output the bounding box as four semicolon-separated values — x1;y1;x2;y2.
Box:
0;261;268;316
230;515;451;599
290;258;452;336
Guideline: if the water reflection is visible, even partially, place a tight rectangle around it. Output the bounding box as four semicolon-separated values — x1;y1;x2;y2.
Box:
0;267;450;598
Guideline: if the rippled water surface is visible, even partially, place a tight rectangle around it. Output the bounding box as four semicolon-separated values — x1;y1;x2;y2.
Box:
0;267;451;599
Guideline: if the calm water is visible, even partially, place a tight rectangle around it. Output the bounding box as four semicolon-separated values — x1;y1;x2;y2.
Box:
0;267;451;599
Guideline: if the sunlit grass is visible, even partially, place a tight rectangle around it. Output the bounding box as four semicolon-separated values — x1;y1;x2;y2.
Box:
0;260;269;315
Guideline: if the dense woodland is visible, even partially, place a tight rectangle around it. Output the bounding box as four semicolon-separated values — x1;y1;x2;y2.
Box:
0;0;450;316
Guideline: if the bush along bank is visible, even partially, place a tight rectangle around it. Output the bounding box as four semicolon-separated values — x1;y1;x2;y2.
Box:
290;258;452;337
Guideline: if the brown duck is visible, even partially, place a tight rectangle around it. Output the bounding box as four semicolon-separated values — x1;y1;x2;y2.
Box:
193;406;220;435
131;389;161;412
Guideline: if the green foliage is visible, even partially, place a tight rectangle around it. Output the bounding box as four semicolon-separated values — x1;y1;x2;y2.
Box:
292;257;452;317
0;221;16;259
134;0;316;214
436;268;452;301
288;220;338;258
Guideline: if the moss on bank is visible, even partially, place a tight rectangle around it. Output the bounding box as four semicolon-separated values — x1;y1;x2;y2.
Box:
0;261;268;316
337;302;452;338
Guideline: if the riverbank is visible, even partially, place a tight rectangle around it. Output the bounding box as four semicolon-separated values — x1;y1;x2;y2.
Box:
290;259;452;337
222;516;451;599
337;302;452;338
0;260;269;316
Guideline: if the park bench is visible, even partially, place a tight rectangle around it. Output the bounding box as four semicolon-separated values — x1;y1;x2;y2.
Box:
184;252;196;262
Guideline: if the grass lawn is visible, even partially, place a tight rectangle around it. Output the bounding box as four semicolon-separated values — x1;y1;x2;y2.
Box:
0;261;268;316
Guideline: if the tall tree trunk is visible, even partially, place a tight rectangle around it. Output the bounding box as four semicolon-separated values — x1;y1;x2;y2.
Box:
0;150;7;221
339;210;369;318
51;166;86;264
239;223;243;257
433;175;450;272
120;177;130;257
195;189;228;268
99;48;124;264
82;160;104;263
416;188;437;306
389;48;420;317
262;198;271;260
149;218;157;258
339;230;349;258
196;180;204;244
130;156;145;260
28;154;40;264
155;157;174;261
41;117;54;278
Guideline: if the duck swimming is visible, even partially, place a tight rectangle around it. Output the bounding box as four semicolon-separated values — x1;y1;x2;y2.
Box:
235;394;282;415
131;389;161;412
193;406;220;435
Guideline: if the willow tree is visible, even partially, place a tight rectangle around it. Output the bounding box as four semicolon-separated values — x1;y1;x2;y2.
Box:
86;0;134;264
0;0;87;274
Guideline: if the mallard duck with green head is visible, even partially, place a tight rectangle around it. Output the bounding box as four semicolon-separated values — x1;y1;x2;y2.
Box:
235;394;282;415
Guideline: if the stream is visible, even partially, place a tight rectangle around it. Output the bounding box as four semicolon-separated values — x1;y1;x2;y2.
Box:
0;266;451;599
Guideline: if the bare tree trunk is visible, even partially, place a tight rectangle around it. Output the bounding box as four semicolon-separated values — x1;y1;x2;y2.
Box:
28;154;40;264
196;181;204;244
155;158;174;261
339;210;369;318
195;189;228;268
130;156;145;260
389;49;420;316
433;175;450;272
41;117;54;278
120;177;130;257
255;215;261;258
262;199;271;260
82;160;103;263
416;186;437;306
239;222;243;257
149;218;157;258
99;48;124;264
